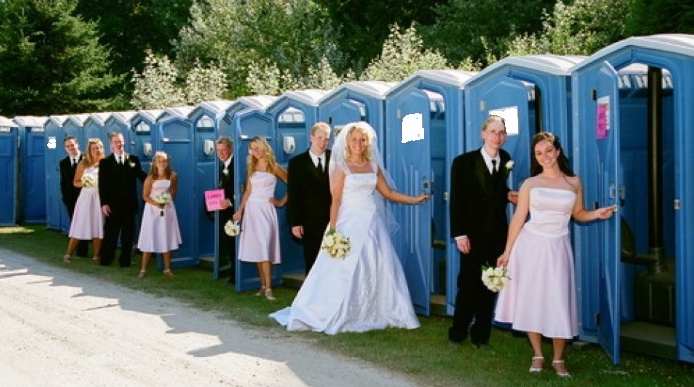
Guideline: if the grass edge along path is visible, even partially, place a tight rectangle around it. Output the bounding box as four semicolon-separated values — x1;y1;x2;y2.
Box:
1;224;692;387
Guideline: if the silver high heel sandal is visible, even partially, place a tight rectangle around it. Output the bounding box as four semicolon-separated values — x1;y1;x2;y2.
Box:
529;356;544;373
552;360;571;377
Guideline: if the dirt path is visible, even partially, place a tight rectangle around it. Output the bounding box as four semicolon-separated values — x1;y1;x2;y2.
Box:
0;248;417;387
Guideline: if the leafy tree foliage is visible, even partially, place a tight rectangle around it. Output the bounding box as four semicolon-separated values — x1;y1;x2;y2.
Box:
0;0;123;116
131;50;227;109
506;0;630;57
360;24;453;82
418;0;557;67
75;0;193;78
174;0;341;98
626;0;694;36
313;0;447;73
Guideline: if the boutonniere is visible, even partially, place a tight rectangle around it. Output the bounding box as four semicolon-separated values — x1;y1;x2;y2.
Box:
123;154;135;168
223;167;229;176
505;160;514;171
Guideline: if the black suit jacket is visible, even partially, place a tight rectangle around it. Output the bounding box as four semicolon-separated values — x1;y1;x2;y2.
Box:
98;154;147;215
60;154;83;212
287;149;331;230
450;148;511;264
219;157;235;222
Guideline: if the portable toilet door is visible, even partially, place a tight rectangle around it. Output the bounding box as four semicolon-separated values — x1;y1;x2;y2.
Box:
232;108;283;292
44;115;71;231
130;109;163;174
189;101;233;273
318;81;394;153
155;106;198;269
14;116;47;224
266;89;328;277
0;117;18;226
571;34;694;365
385;70;476;317
59;114;89;233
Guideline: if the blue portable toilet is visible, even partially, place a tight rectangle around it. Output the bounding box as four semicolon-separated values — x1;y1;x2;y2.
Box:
230;105;289;292
188;100;233;271
153;106;198;269
0;116;19;226
571;34;694;364
43;115;71;231
14;116;47;224
214;96;277;281
384;70;477;316
266;89;329;277
103;111;137;154
318;81;394;153
84;112;112;147
464;55;586;190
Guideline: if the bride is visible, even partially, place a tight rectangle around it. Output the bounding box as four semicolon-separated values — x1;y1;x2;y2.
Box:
270;121;428;334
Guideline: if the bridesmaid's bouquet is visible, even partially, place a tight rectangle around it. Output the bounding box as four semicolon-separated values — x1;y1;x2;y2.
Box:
321;229;350;259
481;266;511;292
224;220;241;237
81;174;96;188
153;192;172;216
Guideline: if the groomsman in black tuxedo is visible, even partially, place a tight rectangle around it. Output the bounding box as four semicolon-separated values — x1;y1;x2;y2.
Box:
98;132;147;267
448;115;517;349
287;122;332;275
216;136;236;284
60;136;88;257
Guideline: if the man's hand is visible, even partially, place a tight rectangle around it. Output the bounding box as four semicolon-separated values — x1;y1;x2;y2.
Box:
456;236;471;254
101;205;111;217
291;225;304;239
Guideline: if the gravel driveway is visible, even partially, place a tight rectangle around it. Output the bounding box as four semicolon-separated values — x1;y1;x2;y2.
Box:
0;248;417;387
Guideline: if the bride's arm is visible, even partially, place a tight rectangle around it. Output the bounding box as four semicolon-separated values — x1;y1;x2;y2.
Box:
375;168;428;204
328;168;346;231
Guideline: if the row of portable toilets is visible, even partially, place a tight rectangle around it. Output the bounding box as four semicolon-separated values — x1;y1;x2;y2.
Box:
2;34;693;364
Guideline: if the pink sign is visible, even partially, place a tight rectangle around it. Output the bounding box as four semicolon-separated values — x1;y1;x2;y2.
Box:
596;97;610;139
204;189;226;211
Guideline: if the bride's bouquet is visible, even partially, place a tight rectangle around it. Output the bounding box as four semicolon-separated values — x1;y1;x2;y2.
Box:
481;266;511;292
81;174;96;188
224;220;241;237
153;192;172;216
321;229;350;259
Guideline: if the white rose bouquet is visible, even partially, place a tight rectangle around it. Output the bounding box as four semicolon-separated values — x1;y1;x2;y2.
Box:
481;266;511;293
224;220;241;237
153;192;172;216
81;174;96;188
321;229;350;259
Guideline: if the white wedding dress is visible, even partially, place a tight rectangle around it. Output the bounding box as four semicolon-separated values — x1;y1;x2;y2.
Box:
270;167;420;335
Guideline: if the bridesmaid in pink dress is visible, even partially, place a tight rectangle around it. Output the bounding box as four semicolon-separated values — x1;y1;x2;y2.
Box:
137;151;182;278
233;137;287;301
495;132;615;377
62;138;105;263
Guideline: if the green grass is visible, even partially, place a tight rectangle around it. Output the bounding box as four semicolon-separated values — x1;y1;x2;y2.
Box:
2;224;693;387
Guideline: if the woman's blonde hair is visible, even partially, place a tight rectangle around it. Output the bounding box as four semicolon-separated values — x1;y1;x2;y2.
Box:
246;137;277;177
83;138;104;165
344;124;372;161
149;151;173;179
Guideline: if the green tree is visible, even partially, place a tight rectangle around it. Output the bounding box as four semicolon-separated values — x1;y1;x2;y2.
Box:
360;24;453;82
626;0;694;36
314;0;447;73
131;50;227;109
0;0;123;116
419;0;556;67
174;0;341;98
506;0;630;57
75;0;193;78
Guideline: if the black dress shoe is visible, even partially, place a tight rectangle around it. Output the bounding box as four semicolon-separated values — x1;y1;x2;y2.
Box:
473;343;490;350
448;340;463;348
